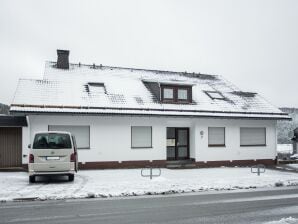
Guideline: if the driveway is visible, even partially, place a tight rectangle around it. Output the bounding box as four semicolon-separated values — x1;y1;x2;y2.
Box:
1;167;298;201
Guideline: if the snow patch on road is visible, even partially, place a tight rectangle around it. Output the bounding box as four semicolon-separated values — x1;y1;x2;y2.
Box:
0;167;298;202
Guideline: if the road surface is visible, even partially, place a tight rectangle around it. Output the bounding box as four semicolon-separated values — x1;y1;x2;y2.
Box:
1;187;298;224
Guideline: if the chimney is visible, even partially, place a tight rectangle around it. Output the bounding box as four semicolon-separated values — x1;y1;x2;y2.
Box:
56;49;69;69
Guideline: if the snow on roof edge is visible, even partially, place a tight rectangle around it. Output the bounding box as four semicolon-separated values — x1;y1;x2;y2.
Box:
10;106;291;120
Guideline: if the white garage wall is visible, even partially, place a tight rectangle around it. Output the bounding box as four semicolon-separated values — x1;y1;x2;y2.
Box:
23;115;277;164
22;126;30;164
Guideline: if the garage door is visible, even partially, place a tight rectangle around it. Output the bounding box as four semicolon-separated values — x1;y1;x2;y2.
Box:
0;127;22;168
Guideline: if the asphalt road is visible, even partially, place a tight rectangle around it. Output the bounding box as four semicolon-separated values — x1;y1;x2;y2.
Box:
1;187;298;224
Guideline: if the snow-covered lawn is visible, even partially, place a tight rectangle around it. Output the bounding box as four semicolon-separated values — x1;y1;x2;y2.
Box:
287;164;298;170
1;167;298;202
277;144;293;154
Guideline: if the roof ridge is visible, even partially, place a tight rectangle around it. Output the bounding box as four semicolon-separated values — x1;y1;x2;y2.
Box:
18;78;60;82
45;61;218;79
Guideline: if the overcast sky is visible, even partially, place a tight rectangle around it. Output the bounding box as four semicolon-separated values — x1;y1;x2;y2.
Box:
0;0;297;107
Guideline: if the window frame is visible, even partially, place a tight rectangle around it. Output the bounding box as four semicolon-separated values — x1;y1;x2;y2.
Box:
131;126;153;149
177;88;189;101
162;86;175;100
48;125;91;150
208;127;226;147
240;127;267;147
204;91;225;100
161;85;192;103
87;82;107;95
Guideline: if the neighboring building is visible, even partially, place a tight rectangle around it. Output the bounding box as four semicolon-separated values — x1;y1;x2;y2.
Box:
0;103;9;115
277;144;293;160
292;128;298;155
277;107;298;144
10;50;290;169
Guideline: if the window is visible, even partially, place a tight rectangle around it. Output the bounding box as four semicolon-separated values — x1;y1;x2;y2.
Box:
240;127;266;146
88;82;106;94
178;89;188;100
48;125;90;149
205;91;225;100
161;85;192;103
163;88;174;99
33;133;72;149
208;127;225;147
131;126;152;148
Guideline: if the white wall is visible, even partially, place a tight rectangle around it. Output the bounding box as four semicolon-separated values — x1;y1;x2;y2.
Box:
21;116;31;164
27;115;167;163
23;115;277;164
194;119;277;162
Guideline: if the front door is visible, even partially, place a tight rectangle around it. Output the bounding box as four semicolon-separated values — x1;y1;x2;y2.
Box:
167;128;189;160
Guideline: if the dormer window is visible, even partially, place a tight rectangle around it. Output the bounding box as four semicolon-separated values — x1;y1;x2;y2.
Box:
161;85;192;103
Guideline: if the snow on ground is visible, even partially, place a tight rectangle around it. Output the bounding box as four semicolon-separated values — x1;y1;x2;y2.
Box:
264;217;298;224
290;154;298;159
277;144;293;154
287;164;298;170
0;167;298;202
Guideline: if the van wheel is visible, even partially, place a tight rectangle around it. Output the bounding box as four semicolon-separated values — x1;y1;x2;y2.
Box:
68;174;74;182
29;176;35;183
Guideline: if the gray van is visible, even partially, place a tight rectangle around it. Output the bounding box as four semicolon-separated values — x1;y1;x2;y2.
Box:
28;131;78;183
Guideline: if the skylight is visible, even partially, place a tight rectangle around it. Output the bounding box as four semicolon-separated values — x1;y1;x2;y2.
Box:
232;91;256;97
87;82;106;94
205;91;225;100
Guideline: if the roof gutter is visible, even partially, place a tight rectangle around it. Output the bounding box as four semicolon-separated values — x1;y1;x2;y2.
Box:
10;103;290;117
9;110;291;120
10;104;291;121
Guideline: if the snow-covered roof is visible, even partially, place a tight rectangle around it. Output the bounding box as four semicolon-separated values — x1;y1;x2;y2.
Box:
10;62;290;119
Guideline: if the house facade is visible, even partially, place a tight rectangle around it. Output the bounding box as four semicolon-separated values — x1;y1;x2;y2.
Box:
10;50;290;169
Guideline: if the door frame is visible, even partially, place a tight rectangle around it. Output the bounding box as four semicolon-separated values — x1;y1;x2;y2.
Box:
167;127;190;161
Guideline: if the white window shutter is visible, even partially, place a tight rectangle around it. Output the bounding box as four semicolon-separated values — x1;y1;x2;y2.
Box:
240;128;266;146
208;127;225;145
131;126;152;148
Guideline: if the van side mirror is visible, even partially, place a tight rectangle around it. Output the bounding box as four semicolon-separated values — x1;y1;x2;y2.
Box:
28;144;31;149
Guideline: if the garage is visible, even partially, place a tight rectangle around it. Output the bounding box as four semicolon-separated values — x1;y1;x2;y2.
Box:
0;116;27;169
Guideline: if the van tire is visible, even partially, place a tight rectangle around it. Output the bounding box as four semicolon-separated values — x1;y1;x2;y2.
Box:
29;176;35;183
68;174;74;181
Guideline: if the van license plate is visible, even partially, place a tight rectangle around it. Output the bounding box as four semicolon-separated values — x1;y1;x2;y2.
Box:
46;156;60;160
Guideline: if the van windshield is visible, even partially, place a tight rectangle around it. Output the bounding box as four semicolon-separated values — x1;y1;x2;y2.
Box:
33;133;72;149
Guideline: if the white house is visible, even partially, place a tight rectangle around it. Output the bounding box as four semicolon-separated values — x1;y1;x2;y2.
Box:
10;50;290;169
